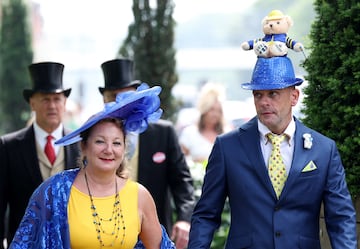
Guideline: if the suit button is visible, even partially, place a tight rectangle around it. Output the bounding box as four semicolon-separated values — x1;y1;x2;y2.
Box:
275;232;281;237
274;206;280;211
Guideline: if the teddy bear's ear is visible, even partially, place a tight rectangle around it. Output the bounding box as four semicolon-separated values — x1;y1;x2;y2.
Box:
284;15;294;27
261;17;268;25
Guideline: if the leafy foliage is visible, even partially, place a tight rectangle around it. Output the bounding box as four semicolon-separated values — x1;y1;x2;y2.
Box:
189;162;230;249
0;0;33;134
302;0;360;197
118;0;178;120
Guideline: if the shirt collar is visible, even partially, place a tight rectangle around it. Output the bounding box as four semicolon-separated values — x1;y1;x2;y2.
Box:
258;118;295;145
33;122;63;141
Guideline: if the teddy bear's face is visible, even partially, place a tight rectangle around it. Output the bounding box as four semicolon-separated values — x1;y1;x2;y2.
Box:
262;18;289;35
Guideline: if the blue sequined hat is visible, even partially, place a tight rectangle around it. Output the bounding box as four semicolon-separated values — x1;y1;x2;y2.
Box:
241;57;303;90
55;83;163;146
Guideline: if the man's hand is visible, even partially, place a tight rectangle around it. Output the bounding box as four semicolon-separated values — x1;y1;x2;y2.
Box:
171;221;190;249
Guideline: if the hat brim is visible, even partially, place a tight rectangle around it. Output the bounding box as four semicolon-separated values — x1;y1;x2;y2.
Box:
55;83;162;146
98;80;142;95
241;78;303;90
23;88;71;102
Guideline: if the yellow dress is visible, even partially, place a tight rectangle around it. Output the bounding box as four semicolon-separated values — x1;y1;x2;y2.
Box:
68;179;140;248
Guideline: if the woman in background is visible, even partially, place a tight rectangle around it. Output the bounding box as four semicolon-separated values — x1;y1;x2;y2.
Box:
179;82;228;165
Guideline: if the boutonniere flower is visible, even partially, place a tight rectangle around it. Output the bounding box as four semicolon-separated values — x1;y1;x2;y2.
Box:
303;133;313;149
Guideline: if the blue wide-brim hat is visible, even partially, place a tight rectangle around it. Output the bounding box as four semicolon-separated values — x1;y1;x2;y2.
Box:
55;83;163;146
241;57;303;90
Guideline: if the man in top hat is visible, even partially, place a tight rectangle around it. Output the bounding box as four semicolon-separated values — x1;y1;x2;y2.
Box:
188;56;357;249
0;62;80;247
99;58;195;249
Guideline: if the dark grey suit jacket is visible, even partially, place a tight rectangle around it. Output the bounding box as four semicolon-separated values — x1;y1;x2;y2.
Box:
0;125;80;247
137;120;195;233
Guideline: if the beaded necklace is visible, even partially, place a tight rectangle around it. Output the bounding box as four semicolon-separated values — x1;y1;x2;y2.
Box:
84;171;126;248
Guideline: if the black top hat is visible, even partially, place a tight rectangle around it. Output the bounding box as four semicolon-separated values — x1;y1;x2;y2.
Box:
99;59;141;95
23;62;71;102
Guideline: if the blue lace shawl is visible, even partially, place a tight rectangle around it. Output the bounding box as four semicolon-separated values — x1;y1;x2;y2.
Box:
9;169;175;249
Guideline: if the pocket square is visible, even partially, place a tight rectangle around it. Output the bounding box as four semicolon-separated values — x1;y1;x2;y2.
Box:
302;161;317;172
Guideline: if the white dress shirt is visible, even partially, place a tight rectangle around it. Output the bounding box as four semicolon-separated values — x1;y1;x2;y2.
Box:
258;118;295;176
33;122;63;156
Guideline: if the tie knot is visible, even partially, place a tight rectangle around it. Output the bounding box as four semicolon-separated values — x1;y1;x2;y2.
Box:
46;135;54;142
267;133;287;146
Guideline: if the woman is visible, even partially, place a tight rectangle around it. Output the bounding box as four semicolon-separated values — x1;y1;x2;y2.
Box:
179;82;228;164
9;83;175;249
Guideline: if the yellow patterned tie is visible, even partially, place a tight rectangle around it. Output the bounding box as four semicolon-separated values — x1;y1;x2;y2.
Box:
267;133;287;199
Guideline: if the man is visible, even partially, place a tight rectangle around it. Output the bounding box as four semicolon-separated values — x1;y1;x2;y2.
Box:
0;62;80;247
99;58;195;249
188;56;357;248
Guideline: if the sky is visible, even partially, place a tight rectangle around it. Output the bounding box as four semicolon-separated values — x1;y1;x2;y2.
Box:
32;0;255;68
29;0;311;126
31;0;257;120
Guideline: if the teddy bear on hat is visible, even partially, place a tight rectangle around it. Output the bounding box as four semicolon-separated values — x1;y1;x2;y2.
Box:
241;10;304;58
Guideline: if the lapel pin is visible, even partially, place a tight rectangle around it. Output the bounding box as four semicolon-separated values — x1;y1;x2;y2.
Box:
303;133;313;149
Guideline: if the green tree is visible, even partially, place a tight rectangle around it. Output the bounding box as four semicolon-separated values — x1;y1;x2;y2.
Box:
0;0;33;134
118;0;178;120
302;0;360;197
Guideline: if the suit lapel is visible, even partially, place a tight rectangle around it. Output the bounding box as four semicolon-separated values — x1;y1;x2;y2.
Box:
241;118;313;200
63;128;80;169
280;120;312;199
137;124;155;181
239;118;276;197
21;126;43;184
